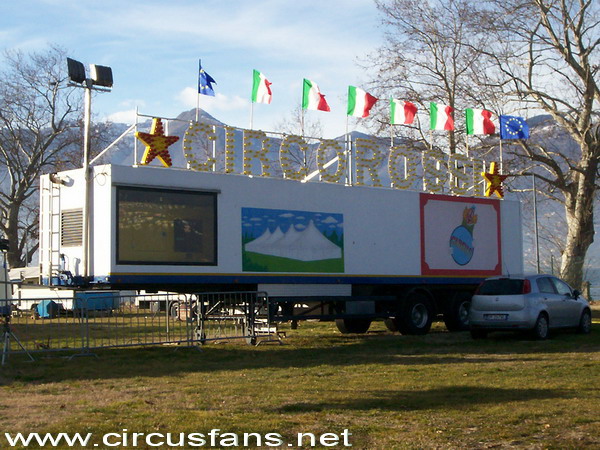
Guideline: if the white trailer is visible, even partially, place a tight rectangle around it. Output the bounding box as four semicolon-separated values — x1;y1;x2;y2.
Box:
38;163;522;334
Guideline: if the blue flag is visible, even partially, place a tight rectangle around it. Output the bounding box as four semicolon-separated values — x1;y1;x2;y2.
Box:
198;60;216;96
499;115;529;139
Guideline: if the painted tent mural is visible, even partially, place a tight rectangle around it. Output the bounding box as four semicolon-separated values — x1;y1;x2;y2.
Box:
242;208;344;272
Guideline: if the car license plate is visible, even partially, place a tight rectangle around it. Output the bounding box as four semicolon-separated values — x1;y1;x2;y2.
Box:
484;314;508;321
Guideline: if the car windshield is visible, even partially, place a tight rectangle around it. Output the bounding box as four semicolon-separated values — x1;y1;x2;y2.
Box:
478;279;524;295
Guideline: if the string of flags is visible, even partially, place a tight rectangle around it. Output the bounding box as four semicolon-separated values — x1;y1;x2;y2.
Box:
197;60;530;140
137;59;513;198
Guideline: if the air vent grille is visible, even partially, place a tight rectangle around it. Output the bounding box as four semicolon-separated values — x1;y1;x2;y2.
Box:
61;209;83;247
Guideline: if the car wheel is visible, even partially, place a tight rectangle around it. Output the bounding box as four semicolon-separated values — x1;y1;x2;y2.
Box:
470;329;488;339
577;309;592;334
532;313;550;340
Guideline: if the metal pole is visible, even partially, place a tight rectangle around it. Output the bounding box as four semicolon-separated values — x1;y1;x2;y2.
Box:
82;81;92;280
346;116;352;185
533;174;541;273
134;106;139;166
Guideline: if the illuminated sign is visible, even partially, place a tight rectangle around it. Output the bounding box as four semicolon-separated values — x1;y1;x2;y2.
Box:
140;119;503;197
136;118;179;168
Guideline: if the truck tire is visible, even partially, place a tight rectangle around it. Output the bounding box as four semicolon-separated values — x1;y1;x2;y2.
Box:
444;292;471;332
397;292;433;335
169;301;180;319
384;318;399;332
335;318;372;334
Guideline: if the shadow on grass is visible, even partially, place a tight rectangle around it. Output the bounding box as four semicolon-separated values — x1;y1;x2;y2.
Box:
274;386;570;413
2;323;599;386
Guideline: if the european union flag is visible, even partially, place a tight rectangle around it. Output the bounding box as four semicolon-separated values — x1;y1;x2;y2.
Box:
499;115;529;139
198;60;216;96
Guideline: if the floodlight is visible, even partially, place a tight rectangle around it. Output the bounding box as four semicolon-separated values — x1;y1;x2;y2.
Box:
63;57;114;281
90;64;113;88
67;57;86;84
0;239;8;252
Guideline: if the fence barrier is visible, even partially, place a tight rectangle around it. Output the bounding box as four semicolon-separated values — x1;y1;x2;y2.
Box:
1;291;280;362
193;291;278;345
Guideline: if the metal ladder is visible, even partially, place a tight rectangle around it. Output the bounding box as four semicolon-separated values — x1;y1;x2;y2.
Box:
39;176;62;285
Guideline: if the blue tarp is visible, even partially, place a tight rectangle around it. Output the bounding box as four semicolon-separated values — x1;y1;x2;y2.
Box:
73;292;119;311
37;300;59;318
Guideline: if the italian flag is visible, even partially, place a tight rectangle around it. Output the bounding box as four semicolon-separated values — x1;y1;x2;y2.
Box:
466;108;496;135
251;69;272;104
430;102;454;131
390;98;417;125
347;86;378;118
302;79;330;111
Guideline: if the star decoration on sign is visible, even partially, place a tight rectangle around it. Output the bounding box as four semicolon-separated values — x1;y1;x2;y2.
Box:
481;162;508;198
136;118;179;167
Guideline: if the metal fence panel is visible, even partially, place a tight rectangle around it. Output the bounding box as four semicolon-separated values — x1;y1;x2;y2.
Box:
2;293;194;356
1;291;279;362
193;291;279;345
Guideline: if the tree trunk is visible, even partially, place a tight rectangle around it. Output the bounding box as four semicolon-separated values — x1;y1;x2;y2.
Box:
5;203;24;269
560;154;597;290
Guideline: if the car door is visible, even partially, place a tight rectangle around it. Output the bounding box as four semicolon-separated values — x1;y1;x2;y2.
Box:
550;277;581;327
536;277;563;326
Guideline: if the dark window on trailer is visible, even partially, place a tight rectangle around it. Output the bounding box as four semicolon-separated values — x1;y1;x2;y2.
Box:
116;186;217;265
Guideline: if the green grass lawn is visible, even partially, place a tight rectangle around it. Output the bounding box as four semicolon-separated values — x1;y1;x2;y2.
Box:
1;310;599;449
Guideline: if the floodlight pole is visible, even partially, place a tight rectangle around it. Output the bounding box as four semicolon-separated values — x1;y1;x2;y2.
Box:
82;80;93;280
67;58;112;285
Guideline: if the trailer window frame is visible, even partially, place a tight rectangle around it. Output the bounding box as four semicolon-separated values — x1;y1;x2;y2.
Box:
115;185;218;266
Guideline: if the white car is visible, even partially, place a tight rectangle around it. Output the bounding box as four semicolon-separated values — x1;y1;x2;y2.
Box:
469;274;592;339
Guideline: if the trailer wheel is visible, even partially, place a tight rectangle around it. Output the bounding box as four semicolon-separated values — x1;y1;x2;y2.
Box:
397;292;433;335
444;292;471;332
169;301;180;320
384;318;399;332
335;318;372;334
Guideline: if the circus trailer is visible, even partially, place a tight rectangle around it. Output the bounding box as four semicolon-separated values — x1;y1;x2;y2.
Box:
38;156;522;335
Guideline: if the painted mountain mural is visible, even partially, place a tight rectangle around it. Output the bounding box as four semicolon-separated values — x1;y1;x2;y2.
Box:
242;207;344;273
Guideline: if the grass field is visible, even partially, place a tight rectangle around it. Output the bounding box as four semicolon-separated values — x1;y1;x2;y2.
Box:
1;307;599;449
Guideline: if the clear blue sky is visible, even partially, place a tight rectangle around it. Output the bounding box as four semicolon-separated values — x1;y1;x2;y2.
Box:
1;0;384;137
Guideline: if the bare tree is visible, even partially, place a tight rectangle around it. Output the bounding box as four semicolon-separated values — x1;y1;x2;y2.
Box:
371;0;492;153
373;0;599;289
0;46;82;268
477;0;600;289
